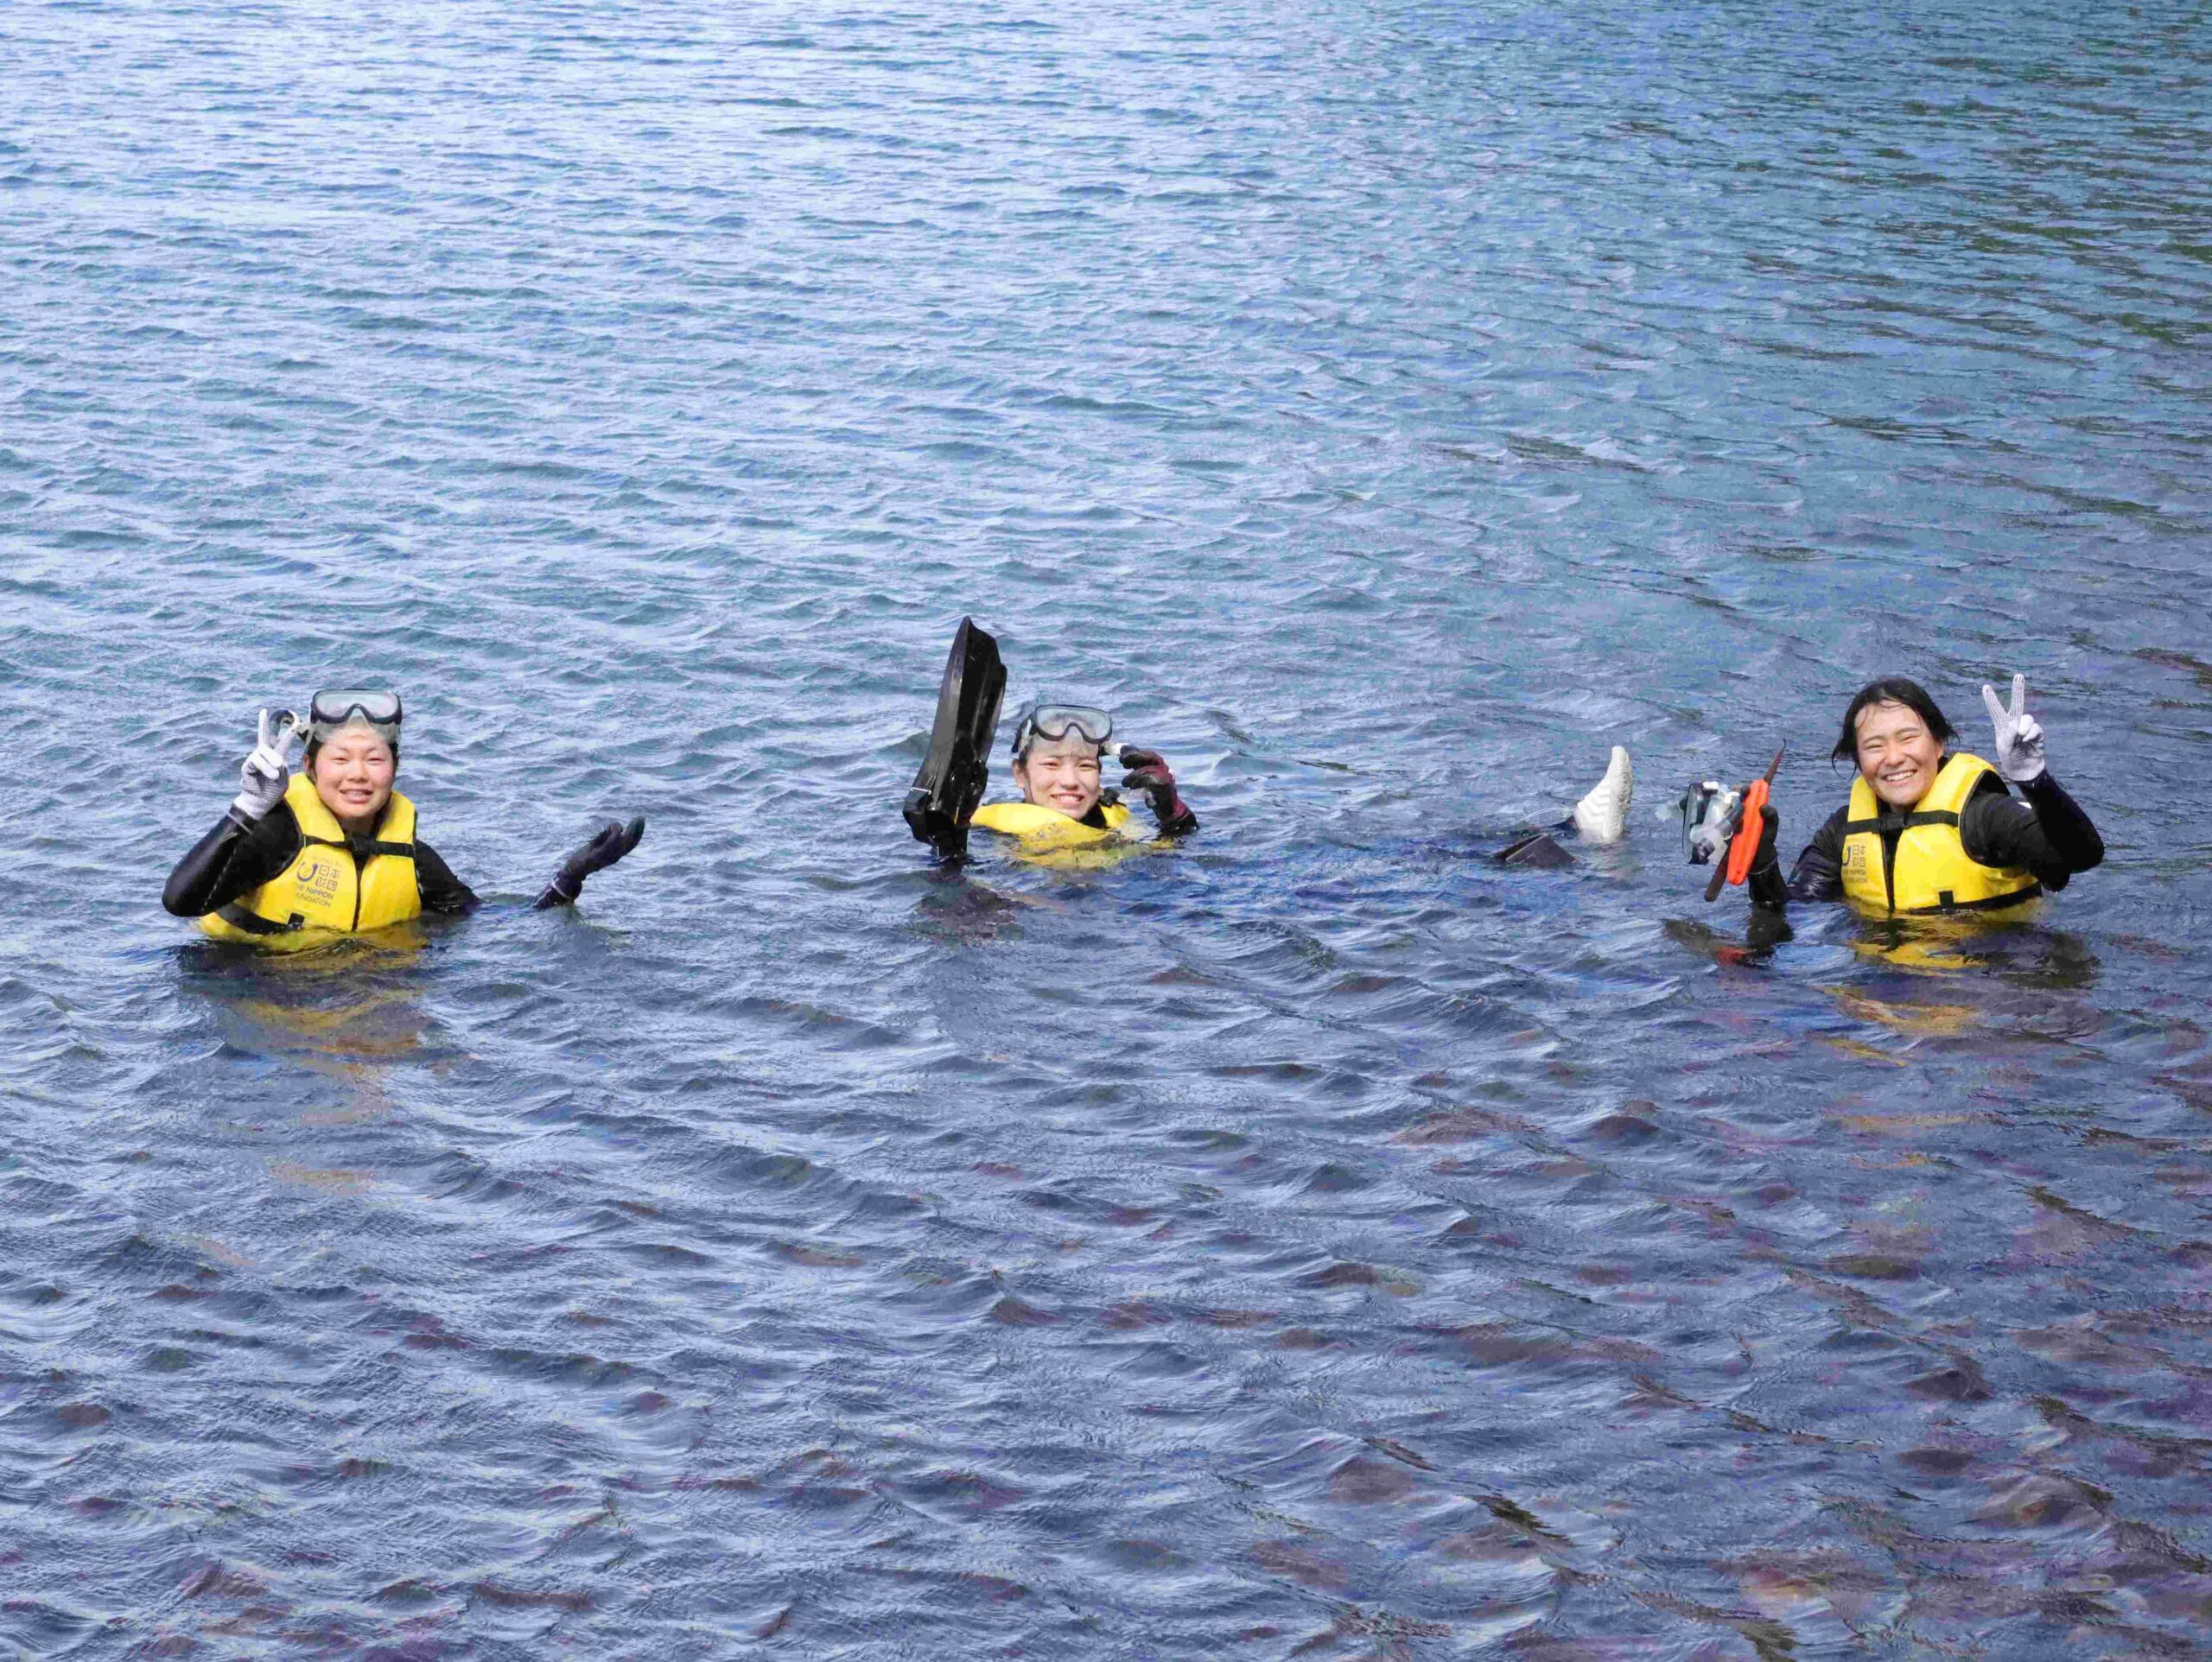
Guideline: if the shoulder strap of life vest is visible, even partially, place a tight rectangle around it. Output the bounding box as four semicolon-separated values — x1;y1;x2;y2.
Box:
1916;752;1996;817
283;773;349;847
1843;771;1883;834
353;789;417;858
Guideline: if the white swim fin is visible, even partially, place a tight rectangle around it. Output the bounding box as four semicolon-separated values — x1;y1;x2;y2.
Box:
1572;745;1634;843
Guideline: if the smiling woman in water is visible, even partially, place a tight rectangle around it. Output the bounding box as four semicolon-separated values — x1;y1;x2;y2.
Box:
964;702;1201;856
1727;673;2103;919
163;689;645;947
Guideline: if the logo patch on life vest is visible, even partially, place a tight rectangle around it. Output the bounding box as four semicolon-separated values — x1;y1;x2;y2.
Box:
1841;843;1866;878
297;860;342;905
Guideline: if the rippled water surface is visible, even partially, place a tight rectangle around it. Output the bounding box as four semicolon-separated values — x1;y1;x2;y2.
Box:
5;1;2212;1656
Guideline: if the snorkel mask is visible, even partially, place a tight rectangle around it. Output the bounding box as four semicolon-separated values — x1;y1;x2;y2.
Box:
1010;703;1114;761
308;688;404;751
1672;780;1742;866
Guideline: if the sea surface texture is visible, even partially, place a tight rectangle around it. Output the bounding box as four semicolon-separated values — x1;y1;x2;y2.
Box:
4;1;2211;1656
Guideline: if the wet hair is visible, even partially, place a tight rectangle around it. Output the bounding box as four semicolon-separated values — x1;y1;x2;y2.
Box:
1833;677;1955;761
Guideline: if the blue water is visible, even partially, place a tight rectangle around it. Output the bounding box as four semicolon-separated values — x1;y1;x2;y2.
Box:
4;1;2211;1656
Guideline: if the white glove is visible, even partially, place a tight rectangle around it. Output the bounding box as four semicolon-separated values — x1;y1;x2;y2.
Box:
230;708;302;821
1980;673;2047;784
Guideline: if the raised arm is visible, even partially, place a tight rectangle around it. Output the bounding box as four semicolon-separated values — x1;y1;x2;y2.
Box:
531;818;646;910
1964;672;2103;887
1116;747;1198;838
162;710;307;917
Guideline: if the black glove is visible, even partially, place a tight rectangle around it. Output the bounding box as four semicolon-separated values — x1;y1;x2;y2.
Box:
533;817;645;910
1118;748;1197;837
1751;803;1779;869
1746;804;1785;911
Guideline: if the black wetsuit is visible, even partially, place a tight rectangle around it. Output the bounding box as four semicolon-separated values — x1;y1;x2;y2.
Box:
1749;768;2102;911
163;803;480;919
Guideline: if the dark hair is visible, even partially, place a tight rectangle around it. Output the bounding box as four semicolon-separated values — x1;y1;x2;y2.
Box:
1833;677;1955;761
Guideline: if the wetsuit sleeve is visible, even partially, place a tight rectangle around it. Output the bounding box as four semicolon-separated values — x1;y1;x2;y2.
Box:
412;841;481;916
163;807;302;917
1771;803;1849;906
1959;771;2104;891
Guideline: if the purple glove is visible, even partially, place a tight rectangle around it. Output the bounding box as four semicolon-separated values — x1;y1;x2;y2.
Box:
1118;747;1198;836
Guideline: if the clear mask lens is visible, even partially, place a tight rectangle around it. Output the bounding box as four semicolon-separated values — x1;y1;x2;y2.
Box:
1015;703;1113;753
1677;782;1740;865
310;688;404;740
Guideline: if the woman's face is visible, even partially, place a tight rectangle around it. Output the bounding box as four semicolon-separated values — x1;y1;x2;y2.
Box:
1014;735;1103;820
1853;700;1945;809
310;729;397;828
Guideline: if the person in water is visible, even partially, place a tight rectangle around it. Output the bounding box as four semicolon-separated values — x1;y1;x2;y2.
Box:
1493;745;1637;866
1732;674;2101;917
164;690;644;942
967;704;1199;849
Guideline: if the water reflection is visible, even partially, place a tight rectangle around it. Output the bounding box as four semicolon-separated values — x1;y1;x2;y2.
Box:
1847;917;2101;989
177;929;444;1115
5;0;2209;1652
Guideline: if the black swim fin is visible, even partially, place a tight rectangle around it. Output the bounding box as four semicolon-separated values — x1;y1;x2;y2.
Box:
903;617;1007;860
1496;831;1575;869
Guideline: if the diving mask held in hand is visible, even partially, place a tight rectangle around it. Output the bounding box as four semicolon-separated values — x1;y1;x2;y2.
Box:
1674;745;1785;902
1675;781;1744;866
309;688;404;745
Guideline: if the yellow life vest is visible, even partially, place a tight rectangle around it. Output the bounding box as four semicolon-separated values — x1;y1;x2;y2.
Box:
971;799;1148;870
1839;752;2039;918
200;774;423;945
970;798;1133;852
